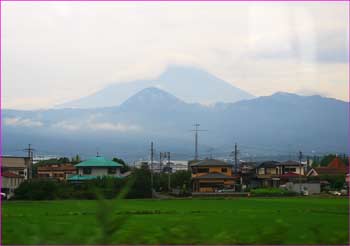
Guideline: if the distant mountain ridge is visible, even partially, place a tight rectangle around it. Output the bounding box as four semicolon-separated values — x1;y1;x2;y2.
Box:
3;88;348;161
57;65;254;108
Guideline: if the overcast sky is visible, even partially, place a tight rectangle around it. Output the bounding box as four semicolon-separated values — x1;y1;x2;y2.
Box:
2;2;349;109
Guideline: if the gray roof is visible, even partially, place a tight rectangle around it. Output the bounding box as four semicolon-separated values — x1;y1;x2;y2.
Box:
280;160;302;166
257;161;280;168
191;159;233;167
193;172;236;179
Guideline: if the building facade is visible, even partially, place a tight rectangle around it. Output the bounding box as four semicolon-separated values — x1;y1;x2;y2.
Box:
1;156;32;180
191;159;238;192
1;156;32;198
37;163;77;181
307;156;348;177
1;172;25;198
256;160;306;188
68;156;122;182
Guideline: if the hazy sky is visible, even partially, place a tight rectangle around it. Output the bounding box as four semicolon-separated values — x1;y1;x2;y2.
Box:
2;2;349;109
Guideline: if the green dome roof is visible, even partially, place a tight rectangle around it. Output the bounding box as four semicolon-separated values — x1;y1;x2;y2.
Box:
75;156;123;167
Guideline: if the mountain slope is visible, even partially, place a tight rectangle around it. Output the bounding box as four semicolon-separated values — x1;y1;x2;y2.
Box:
58;65;254;108
3;89;348;160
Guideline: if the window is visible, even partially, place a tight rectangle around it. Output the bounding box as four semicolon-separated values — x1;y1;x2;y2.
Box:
108;168;116;174
197;168;209;173
285;167;296;173
221;168;227;173
83;168;91;175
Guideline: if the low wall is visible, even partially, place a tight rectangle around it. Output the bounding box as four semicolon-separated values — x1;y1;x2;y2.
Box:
192;192;249;197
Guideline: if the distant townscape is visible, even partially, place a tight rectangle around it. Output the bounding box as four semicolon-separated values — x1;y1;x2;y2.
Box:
1;148;349;200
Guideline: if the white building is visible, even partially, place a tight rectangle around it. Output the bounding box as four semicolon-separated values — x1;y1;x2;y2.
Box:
68;156;122;182
134;160;188;173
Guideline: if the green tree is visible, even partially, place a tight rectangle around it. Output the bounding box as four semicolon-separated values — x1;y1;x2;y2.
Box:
112;157;130;173
71;154;81;164
319;154;336;167
126;165;152;198
36;157;70;166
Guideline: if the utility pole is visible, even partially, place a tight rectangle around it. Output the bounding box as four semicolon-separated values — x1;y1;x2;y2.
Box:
190;123;207;160
230;143;239;175
167;152;171;192
298;151;303;195
23;144;35;179
234;143;238;175
150;142;154;198
160;152;163;173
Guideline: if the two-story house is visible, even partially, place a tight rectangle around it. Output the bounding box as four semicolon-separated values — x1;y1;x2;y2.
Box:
37;163;77;181
68;156;122;182
256;160;306;187
191;159;237;192
1;156;32;198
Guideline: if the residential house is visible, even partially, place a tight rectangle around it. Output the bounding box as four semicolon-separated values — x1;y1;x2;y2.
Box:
307;156;348;177
191;159;238;192
1;156;32;179
239;161;259;189
256;160;306;188
1;156;33;198
37;163;77;181
135;161;161;172
1;172;25;198
68;156;122;182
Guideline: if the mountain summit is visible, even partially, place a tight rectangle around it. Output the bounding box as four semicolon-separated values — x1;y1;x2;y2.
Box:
58;65;254;108
119;87;186;111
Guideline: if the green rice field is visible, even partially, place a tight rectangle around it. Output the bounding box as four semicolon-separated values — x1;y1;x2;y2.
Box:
2;197;349;245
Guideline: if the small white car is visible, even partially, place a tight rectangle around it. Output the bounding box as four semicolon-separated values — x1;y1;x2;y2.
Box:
1;192;8;199
329;191;341;196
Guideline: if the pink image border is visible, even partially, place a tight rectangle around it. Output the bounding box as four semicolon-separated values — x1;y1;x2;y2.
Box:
0;0;348;245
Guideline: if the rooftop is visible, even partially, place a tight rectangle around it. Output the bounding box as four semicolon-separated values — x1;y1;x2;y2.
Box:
191;159;233;167
193;172;236;179
280;160;303;166
257;161;280;168
67;175;97;181
37;163;76;171
328;156;347;169
75;156;123;168
2;171;22;178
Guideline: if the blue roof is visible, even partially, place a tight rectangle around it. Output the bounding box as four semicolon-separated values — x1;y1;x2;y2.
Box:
67;174;125;181
67;175;98;181
75;156;123;167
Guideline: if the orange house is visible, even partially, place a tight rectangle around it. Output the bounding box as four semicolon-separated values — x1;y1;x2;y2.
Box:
191;159;237;192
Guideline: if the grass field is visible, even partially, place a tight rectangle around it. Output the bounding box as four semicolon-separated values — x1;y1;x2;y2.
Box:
2;197;349;245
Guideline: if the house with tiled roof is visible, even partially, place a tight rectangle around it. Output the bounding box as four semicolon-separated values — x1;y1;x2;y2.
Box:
256;160;306;188
1;156;32;198
1;156;32;180
68;156;123;182
37;163;77;181
1;171;25;198
307;156;348;177
190;159;238;192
